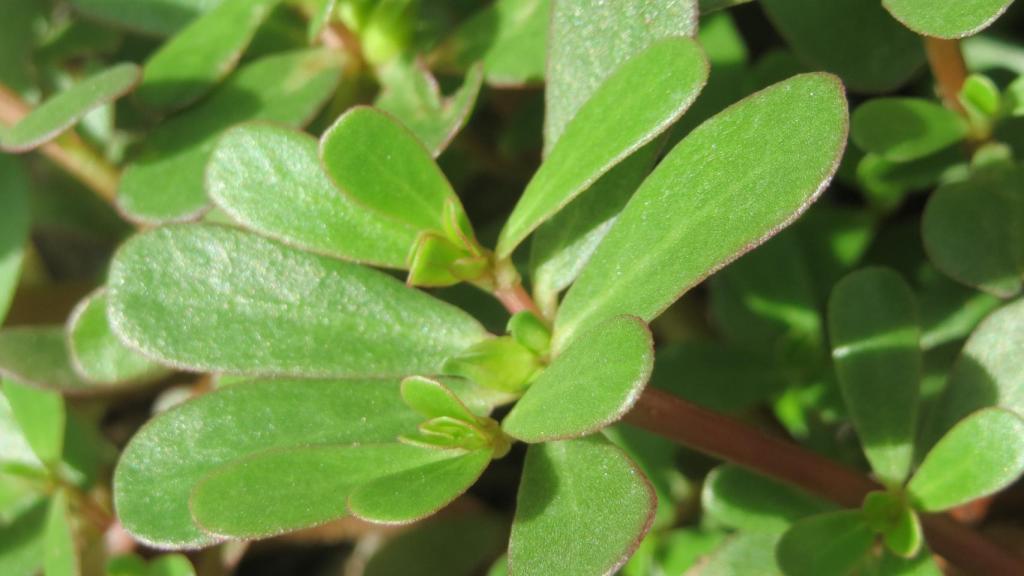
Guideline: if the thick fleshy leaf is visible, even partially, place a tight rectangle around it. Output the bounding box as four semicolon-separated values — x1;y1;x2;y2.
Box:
0;0;45;93
851;98;968;163
107;554;196;576
0;328;91;393
401;376;477;422
702;465;833;533
544;0;698;151
2;380;64;468
44;491;78;576
554;73;848;350
776;511;874;576
0;63;140;152
828;268;921;485
529;147;657;313
690;532;783;576
114;378;422;548
433;0;548;86
0;500;47;576
509;436;655;576
347;448;492;524
605;425;682;530
0;156;30;324
651;341;781;413
502;316;653;442
861;491;922;558
363;514;507;576
925;298;1024;443
884;0;1015;39
207;123;416;268
135;0;279;112
117;49;342;224
922;166;1023;297
374;60;484;157
708;228;822;369
908;408;1024;512
107;225;487;377
67;0;221;36
497;38;708;257
761;0;923;93
189;444;464;538
320;107;472;241
0;391;46;476
67;290;170;387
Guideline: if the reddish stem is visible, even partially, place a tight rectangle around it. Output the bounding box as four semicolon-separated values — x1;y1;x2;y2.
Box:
626;389;1024;575
493;282;542;317
925;38;969;114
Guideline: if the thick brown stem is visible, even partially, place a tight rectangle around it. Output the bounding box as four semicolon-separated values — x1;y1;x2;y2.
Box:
0;85;120;203
626;388;1024;575
925;38;969;114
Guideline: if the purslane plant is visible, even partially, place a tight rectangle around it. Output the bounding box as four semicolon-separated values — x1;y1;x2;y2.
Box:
3;1;1024;575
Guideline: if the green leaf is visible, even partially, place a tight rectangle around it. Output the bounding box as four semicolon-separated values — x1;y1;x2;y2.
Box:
699;0;754;13
883;0;1015;39
347;448;492;523
651;341;781;413
108;554;196;576
117;49;342;224
776;511;874;576
0;500;48;576
401;376;477;422
544;0;698;151
114;378;422;548
688;532;783;576
0;328;91;393
443;336;540;394
828;268;921;485
320;106;474;244
496;38;708;257
707;228;822;369
364;513;507;576
554;73;848;351
67;0;221;36
509;436;655;576
702;465;834;533
922;166;1023;297
2;380;64;468
861;491;922;558
908;408;1024;512
502;315;653;442
0;63;140;153
190;444;472;537
0;155;30;325
67;290;170;387
43;491;78;576
851;98;968;163
0;393;46;477
374;60;484;157
761;0;923;93
960;74;1001;124
433;0;548;87
207;123;416;268
135;0;279;112
657;529;728;574
925;298;1024;443
604;425;682;530
529;146;657;313
107;225;486;377
0;0;46;93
